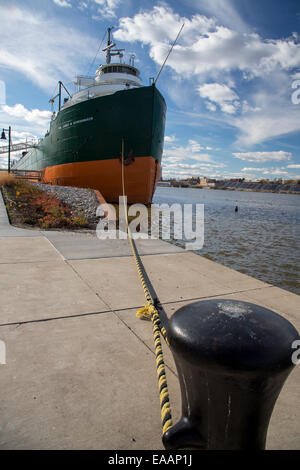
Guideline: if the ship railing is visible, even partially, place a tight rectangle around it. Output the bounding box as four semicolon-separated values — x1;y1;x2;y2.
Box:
0;140;38;155
10;169;43;181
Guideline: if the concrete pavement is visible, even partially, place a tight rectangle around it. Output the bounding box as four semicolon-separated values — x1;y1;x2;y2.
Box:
0;189;299;449
43;229;184;260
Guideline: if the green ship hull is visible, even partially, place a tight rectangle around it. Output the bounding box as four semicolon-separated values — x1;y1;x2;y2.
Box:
14;85;166;204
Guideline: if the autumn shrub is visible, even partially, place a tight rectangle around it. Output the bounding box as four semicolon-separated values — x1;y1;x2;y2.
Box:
0;172;15;187
2;179;89;229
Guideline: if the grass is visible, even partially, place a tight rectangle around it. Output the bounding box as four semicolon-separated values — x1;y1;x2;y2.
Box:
0;171;15;187
1;176;90;230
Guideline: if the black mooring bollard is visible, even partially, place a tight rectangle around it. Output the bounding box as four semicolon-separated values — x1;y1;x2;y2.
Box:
163;299;299;450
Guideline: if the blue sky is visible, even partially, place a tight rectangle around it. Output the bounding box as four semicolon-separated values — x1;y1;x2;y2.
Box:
0;0;300;180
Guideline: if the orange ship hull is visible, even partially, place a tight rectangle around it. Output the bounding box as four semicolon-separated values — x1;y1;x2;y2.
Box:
42;156;161;205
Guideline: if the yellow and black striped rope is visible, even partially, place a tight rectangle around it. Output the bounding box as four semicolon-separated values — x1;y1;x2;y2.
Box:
121;139;173;436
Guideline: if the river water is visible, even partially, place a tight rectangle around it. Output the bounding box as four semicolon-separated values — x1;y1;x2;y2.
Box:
152;187;300;296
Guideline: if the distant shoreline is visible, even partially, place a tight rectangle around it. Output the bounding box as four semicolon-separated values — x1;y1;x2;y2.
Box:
212;186;300;195
167;182;300;195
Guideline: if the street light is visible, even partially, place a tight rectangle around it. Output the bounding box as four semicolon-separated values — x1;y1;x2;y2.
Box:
0;126;11;173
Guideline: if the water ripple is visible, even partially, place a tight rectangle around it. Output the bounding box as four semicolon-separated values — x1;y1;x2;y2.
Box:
153;187;300;295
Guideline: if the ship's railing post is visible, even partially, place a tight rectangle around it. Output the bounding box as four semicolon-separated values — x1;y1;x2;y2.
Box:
163;299;299;450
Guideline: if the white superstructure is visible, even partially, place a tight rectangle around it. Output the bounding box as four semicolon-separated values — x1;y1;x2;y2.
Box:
62;27;142;109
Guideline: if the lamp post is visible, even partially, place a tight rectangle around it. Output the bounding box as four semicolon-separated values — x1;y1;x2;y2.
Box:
0;126;11;173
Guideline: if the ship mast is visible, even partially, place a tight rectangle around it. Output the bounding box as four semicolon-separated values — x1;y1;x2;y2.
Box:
102;27;125;64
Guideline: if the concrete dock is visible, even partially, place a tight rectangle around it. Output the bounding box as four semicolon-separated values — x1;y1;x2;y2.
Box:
0;191;299;449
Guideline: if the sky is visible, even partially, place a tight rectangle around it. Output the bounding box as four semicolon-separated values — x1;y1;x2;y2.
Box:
0;0;300;181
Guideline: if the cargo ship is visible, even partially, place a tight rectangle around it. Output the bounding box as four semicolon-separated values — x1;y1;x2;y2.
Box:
13;28;166;204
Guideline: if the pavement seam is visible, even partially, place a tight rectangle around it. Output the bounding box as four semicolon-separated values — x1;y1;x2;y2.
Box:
0;309;114;328
42;234;66;261
0;260;61;265
0;267;276;330
59;251;183;260
0;284;275;328
112;308;179;377
157;284;275;306
0;285;293;330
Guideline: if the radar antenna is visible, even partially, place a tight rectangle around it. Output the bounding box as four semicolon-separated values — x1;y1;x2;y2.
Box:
102;27;125;64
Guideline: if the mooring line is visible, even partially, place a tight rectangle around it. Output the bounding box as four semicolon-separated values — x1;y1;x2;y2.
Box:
121;138;173;436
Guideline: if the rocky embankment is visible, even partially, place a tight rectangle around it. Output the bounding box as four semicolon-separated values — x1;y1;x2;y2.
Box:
214;181;300;194
31;183;100;226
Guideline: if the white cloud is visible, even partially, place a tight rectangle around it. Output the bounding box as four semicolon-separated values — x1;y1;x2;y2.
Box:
164;162;225;170
162;137;225;179
163;138;215;164
53;0;72;7
188;139;203;152
117;4;300;151
191;0;249;33
164;147;212;164
0;103;51;147
164;135;177;143
0;104;51;169
0;127;42;169
1;104;52;129
78;1;89;9
231;71;300;145
115;6;215;48
162;159;299;180
240;167;292;177
241;167;268;172
198;83;240;114
114;5;300;147
205;102;217;112
234;109;300;146
0;155;8;169
220;172;256;179
0;6;95;92
198;83;238;102
114;6;300;79
233;151;292;163
287;164;300;168
189;154;214;162
161;159;234;180
241;100;261;114
263;168;289;176
93;0;122;19
114;7;300;149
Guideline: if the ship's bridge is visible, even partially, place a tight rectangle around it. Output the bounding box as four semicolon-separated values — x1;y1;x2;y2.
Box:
61;28;143;109
63;63;142;109
96;63;141;84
